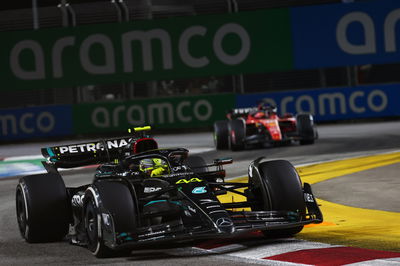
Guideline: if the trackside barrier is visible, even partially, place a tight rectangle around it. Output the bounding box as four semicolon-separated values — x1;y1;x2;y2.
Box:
72;94;236;134
0;105;72;141
291;0;400;69
0;9;291;91
2;84;400;141
1;0;399;92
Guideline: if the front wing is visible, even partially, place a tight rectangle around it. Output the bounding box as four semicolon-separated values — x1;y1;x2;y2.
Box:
104;183;322;250
112;211;321;250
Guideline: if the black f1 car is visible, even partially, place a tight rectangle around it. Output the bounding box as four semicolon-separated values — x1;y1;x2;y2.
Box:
16;127;322;257
214;103;318;151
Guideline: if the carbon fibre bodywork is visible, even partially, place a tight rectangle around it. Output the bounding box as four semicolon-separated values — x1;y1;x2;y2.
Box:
214;107;318;150
67;149;322;251
17;129;322;257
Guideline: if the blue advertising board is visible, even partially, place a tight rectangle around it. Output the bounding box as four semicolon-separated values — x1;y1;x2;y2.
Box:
0;105;72;141
235;84;400;122
291;0;400;69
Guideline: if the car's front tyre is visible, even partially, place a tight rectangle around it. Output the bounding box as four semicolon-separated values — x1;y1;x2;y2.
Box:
84;194;113;258
249;160;306;237
84;181;137;258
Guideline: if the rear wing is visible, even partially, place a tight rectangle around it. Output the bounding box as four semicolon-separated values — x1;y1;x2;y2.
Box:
41;126;158;169
228;107;257;119
41;137;133;168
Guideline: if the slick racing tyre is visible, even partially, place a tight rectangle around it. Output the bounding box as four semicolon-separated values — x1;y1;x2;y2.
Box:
228;119;246;151
85;180;137;258
16;173;70;243
213;120;229;150
296;114;317;145
251;160;306;237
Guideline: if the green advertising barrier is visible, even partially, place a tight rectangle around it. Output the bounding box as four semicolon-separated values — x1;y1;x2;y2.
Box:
73;94;235;133
0;9;292;91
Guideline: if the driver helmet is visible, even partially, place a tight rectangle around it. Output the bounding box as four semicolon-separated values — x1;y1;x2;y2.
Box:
259;103;277;115
254;112;266;118
139;158;169;177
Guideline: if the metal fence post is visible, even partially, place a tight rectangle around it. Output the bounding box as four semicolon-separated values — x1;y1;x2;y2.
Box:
32;0;39;30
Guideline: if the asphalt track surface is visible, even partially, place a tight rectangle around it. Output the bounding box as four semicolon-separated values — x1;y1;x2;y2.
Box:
1;120;400;265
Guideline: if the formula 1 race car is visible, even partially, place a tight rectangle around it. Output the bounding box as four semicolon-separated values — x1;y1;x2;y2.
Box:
214;103;318;150
16;127;322;258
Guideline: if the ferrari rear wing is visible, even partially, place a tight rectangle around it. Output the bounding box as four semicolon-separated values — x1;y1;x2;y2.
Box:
228;108;258;119
230;108;257;115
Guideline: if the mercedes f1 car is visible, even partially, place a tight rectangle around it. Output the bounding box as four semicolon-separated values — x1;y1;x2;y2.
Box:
214;104;318;150
16;127;322;258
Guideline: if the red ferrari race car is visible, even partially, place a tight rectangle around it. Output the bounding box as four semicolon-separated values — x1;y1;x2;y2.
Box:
213;104;318;151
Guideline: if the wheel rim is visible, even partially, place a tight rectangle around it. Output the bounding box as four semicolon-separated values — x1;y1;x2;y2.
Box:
16;187;28;238
85;200;99;251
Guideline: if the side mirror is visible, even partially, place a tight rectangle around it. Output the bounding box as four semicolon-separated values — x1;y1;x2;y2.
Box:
213;158;233;165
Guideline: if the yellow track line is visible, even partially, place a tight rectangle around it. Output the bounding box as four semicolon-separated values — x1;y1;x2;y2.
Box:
300;198;400;252
297;152;400;252
219;152;400;252
297;151;400;185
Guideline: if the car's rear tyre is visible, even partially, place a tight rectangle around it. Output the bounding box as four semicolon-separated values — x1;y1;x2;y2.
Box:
16;173;70;243
297;114;317;145
214;120;229;150
250;160;306;237
228;119;246;151
85;181;137;258
185;155;208;173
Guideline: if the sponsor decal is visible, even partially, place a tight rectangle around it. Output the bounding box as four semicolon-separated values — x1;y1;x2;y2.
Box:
1;9;291;91
56;138;131;154
73;94;235;133
9;24;250;81
292;0;400;68
232;107;257;115
304;193;314;203
144;187;162;193
175;177;203;184
71;194;84;207
0;105;72;140
192;186;207;194
1;112;54;135
236;84;399;121
216;217;233;227
172;165;188;172
91;100;213;127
